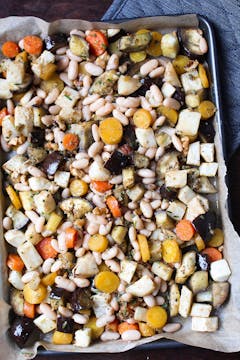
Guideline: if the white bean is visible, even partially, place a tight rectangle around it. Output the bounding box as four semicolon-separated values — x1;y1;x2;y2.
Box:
101;331;120;341
120;293;133;302
143;177;156;184
106;54;119;70
163;323;182;333
56;46;67;55
155;146;165;161
89;98;105;112
92;124;100;142
75;247;86;257
7;99;14;114
128;201;137;210
99;221;112;236
41;115;54;127
85;62;103;76
145;147;157;159
125;108;136;117
86;222;99;235
72;313;88;325
160;280;167;293
39;303;57;320
62;188;70;199
72;158;89;169
139;229;151;237
58;306;73;318
92;194;106;208
55;276;76;292
140;59;158;76
59;72;73;87
28;165;46;178
22;271;39;283
49;104;61;115
140;200;153;218
68;60;78;80
45;88;60;105
88;141;104;158
137;169;155;178
26;96;42;107
110;296;119;311
149;66;165;78
105;259;120;273
42;258;55;274
112;109;129;125
102;246;118;260
133;250;141;261
96;103;114;117
3;216;12;230
51;259;63;272
161;199;169;210
156;296;165;305
109;175;123;184
57;56;69;71
82;94;100;106
121;330;141;341
66;49;82;62
82;105;91;121
83;75;92;89
163;97;181;110
104;144;117;152
92;251;102;266
153;115;166;130
73;277;90;288
1;135;10;152
147;84;163;107
143;295;156;307
96;315;115;328
172;134;183;152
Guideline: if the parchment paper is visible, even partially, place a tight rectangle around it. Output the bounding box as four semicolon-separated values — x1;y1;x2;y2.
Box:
0;15;239;359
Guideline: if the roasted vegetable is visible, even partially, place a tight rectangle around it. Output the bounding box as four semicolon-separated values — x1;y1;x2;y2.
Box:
198;120;216;143
8;317;37;348
175;251;196;284
107;29;127;43
10;289;24;316
197;253;210;271
189;271;209;294
156;152;179;179
192;211;217;242
161;32;179;58
212;282;230;308
44;33;68;52
160;184;177;201
90;70;119;95
104;150;132;175
177;28;208;59
30;127;45;147
57;316;74;333
120;124;138;150
60;198;93;219
40;74;64;94
70;121;95;150
119;32;152;52
118;75;141;96
27;146;47;164
41;151;63;176
69;35;89;59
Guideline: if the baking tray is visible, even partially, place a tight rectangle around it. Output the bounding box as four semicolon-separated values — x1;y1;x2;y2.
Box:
38;14;226;356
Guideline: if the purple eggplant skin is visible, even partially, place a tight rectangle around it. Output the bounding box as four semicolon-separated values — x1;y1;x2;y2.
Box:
108;29;127;44
197;253;210;271
68;288;92;312
44;33;68;52
104;150;132;175
131;76;163;97
177;28;205;61
41;151;63;176
57;316;74;333
30;127;45;147
160;184;178;201
193;211;217;242
49;286;70;301
199;120;216;143
8;317;37;348
120;124;138;150
172;87;185;107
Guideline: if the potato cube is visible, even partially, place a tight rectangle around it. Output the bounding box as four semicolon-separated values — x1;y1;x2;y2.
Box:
187;141;200;166
119;260;137;284
74;328;91;347
56;86;80;108
165;170;187;188
190;303;212;317
167;200;186;221
17;241;43;270
54;171;70;188
191;316;218;332
134;307;147;322
176;109;201;137
199;162;218;177
161;82;176;98
178;186;196;205
189;271;209;294
210;259;231;282
151;261;173;281
181;70;203;93
200;143;215;163
179;285;193;318
111;226;127;245
34;314;56;333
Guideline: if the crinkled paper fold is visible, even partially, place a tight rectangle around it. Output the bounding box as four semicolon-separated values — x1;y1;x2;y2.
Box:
0;14;239;359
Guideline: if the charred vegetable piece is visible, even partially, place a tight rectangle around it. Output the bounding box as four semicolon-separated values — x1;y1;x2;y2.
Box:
30;127;45;147
131;77;163;97
120;125;138;150
41;151;62;176
8;317;36;348
177;28;208;60
118;75;141;96
197;253;210;271
104;150;132;175
160;184;178;201
199;120;216;143
57;316;74;333
90;70;119;96
27;146;47;165
119;32;152;52
193;211;217;242
50;286;70;301
68;288;92;312
44;33;68;52
69;35;89;59
108;29;127;43
172;87;185;107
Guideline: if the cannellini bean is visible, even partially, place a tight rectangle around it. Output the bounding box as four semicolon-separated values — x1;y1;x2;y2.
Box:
66;49;82;62
139;229;151;237
72;159;89;170
92;194;106;208
28;165;46;178
102;151;111;162
3;217;12;230
68;60;78;80
57;56;69;71
82;105;91;121
137;169;155;178
160;280;167;293
128;201;137;210
112;109;129;125
152;277;161;296
133;250;141;261
124;211;134;222
149;66;165;78
143;177;156;184
42;258;55;274
143;295;156;307
116;97;140;108
125;108;136;117
147;84;163;107
109;175;123;184
156;296;165;305
26;96;42;107
50;239;61;254
161;199;169;210
133;215;144;230
21;271;39;283
41;115;54;127
82;94;100;105
118;281;126;292
55;276;76;292
150;109;157;121
58;233;67;251
59;306;73;318
89;98;105;112
92;124;100;142
45;88;60;105
62;188;70;199
153;115;166;130
85;62;103;76
163;97;181;110
79;87;89;97
86;222;100;235
101;331;120;341
104;144;117;152
59;72;73;87
16;141;29;155
150;199;161;210
51;260;63;272
76;247;86;258
140;95;152;110
14;183;30;191
92;251;102;265
140;59;158;76
200;37;208;53
88;141;104;158
73;313;89;325
102;246;118;260
7;99;14;114
120;293;133;302
105;259;120;273
96;103;115;117
106;54;119;70
172;134;183;152
99;221;112;236
49;104;61;115
121;330;141;341
56;46;67;55
96;315;115;328
110;297;119;311
1;135;10;152
145;147;157;159
155;146;165;161
140;200;153;218
83;74;92;89
39;303;57;320
128;226;137;244
73;277;90;288
163;323;182;333
36;88;47;99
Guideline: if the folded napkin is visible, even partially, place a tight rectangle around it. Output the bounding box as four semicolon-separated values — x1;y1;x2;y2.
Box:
102;0;240;158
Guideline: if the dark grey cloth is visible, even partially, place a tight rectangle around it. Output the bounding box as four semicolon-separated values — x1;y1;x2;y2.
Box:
102;0;240;157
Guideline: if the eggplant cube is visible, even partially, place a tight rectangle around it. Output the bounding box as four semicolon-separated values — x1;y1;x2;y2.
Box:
18;241;43;270
161;82;176;98
151;261;173;281
210;259;231;282
135;128;157;148
165;170;187;188
200;143;215;163
179;285;193;318
199;162;218;177
187;141;200;166
190;303;212;317
127;184;145;202
181;70;203;93
167;200;186;221
119;260;137;284
178;185;196;205
191;316;218;332
134;306;147;322
176;109;201;137
34;314;56;334
56;86;80;108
